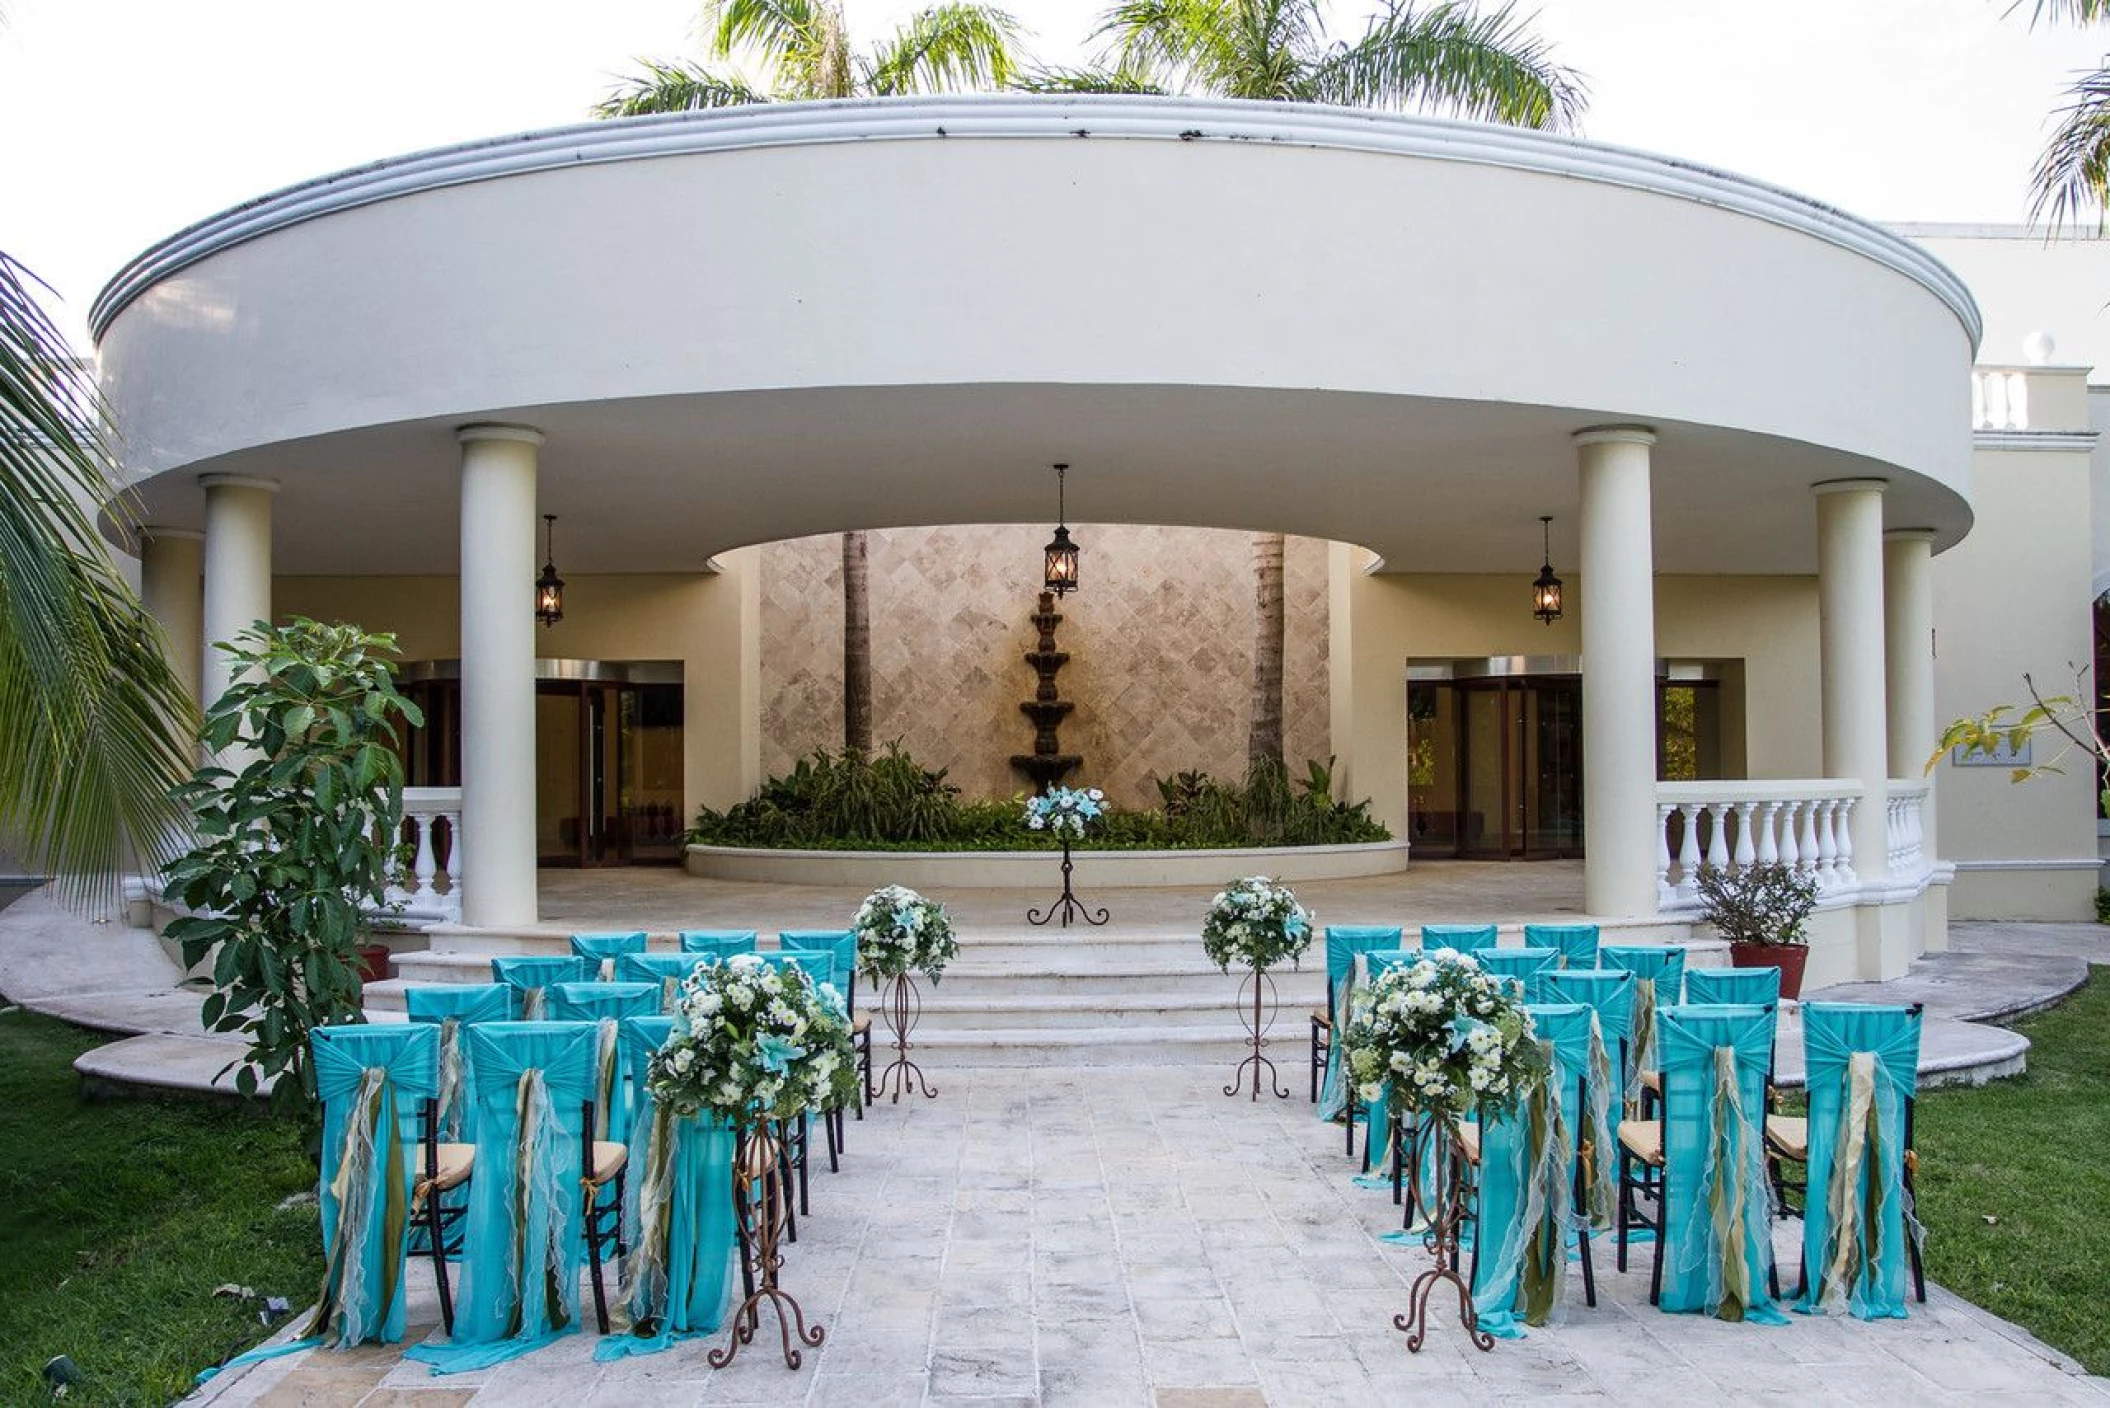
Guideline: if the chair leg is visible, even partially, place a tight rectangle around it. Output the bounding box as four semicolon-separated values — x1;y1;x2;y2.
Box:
1616;1147;1630;1274
1578;1222;1597;1308
587;1203;612;1335
1345;1094;1357;1157
1392;1116;1405;1208
1309;1021;1324;1104
775;1122;800;1244
825;1104;841;1174
1648;1170;1667;1308
425;1191;455;1336
797;1112;812;1216
613;1168;628;1258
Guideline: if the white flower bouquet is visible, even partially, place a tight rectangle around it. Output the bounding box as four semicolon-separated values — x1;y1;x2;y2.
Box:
1341;949;1548;1129
648;952;859;1123
851;884;959;984
1023;786;1107;840
1200;876;1314;972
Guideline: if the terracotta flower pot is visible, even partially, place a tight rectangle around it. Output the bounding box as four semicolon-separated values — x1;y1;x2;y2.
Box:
356;942;392;987
1728;940;1807;1000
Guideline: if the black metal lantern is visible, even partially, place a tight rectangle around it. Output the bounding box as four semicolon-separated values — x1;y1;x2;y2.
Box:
1531;515;1562;625
535;513;565;627
1043;463;1079;597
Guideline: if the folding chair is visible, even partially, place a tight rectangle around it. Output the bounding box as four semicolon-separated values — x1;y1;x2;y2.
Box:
1421;924;1499;956
1685;966;1781;1008
677;930;759;960
490;954;595;1019
1480;947;1560;1003
570;931;649;981
778;929;868;1122
1601;945;1689;1104
1313;926;1405;1112
1616;1003;1788;1323
616;951;705;1012
1524;922;1601;971
405;1022;629;1375
1782;1002;1926;1317
404;983;511;1143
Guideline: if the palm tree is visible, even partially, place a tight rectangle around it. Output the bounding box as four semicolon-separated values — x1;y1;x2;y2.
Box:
0;252;196;912
596;0;1022;755
2019;1;2110;232
1044;0;1586;768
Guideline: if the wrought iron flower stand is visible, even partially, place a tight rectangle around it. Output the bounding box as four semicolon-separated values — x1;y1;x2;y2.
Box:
872;971;938;1103
1025;838;1109;928
1395;1119;1494;1353
1224;963;1290;1100
710;1124;825;1370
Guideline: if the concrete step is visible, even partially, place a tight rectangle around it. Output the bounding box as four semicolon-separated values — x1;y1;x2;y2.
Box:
886;1025;1290;1069
904;989;1320;1032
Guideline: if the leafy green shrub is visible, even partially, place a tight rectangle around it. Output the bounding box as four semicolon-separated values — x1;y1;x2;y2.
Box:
689;747;1389;850
1693;861;1819;947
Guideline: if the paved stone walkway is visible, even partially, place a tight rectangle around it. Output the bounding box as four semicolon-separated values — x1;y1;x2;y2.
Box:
191;1065;2109;1407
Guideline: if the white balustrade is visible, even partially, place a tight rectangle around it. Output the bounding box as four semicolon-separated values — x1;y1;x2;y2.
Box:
389;787;463;924
1973;368;2030;430
1655;781;1863;909
1886;780;1930;880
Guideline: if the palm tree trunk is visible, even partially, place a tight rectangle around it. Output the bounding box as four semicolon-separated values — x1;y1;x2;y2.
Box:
842;530;872;755
1248;531;1285;766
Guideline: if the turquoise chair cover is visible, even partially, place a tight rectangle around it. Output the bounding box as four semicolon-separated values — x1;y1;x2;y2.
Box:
1686;967;1781;1009
779;929;860;1008
404;984;511;1141
1421;924;1498;955
1601;946;1688;1095
1796;1003;1923;1320
1542;969;1636;1079
1481;948;1560;1004
1653;1004;1787;1324
615;952;705;1012
202;1026;441;1381
1317;926;1407;1121
756;949;835;987
548;982;662;1148
677;930;759;961
406;1022;602;1374
1470;1003;1620;1339
570;931;649;981
596;1016;737;1359
1524;923;1601;970
491;955;595;1019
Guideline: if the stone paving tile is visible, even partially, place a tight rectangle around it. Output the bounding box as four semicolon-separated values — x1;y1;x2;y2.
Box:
186;1064;2110;1408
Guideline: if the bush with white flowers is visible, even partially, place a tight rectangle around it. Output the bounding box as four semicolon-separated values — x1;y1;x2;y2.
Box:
1023;785;1107;840
1200;876;1314;973
648;953;859;1124
851;884;959;984
1341;949;1547;1129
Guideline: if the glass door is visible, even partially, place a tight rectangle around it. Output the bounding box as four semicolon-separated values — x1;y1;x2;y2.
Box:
1524;680;1584;857
1452;678;1584;859
1459;683;1520;858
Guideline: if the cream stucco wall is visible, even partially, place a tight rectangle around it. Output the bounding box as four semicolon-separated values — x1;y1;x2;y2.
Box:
272;555;761;816
1933;443;2098;920
1329;557;1825;841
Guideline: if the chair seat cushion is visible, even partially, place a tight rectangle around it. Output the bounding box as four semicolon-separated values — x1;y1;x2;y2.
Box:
1764;1114;1809;1162
426;1142;474;1193
852;1014;871;1035
1617;1118;1664;1167
587;1141;627;1186
1454;1122;1481;1167
1640;1069;1662;1094
1310;1008;1332;1029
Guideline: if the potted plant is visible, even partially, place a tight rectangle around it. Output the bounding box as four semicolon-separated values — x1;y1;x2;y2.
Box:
1693;862;1820;999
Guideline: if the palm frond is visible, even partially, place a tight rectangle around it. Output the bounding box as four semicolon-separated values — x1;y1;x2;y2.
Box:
1090;0;1236;95
1011;63;1167;94
1215;0;1327;100
594;59;770;115
2013;0;2110;28
709;0;854;98
2031;66;2110;234
0;252;196;914
865;3;1022;96
1313;1;1587;131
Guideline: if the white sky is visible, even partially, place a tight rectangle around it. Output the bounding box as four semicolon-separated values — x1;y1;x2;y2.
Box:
3;0;2106;347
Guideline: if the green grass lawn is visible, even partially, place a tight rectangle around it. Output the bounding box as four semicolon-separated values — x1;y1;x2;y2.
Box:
0;1007;320;1408
1914;972;2110;1376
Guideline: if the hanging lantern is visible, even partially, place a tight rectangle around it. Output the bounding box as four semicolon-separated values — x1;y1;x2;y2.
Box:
1532;515;1563;625
536;513;565;627
1043;463;1080;597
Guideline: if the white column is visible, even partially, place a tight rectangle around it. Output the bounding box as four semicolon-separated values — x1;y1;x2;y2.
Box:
1815;479;1889;884
457;423;543;929
1885;528;1938;858
138;526;203;706
1576;426;1659;917
199;474;277;711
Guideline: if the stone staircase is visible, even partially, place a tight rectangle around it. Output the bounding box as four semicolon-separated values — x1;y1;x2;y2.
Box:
360;920;1734;1069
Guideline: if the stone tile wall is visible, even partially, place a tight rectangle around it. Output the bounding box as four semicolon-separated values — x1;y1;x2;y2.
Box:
759;526;1331;810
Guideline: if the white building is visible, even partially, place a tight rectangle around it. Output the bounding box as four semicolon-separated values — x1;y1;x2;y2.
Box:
92;97;2100;990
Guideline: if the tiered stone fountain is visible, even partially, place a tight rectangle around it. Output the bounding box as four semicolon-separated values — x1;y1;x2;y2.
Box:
1010;590;1081;795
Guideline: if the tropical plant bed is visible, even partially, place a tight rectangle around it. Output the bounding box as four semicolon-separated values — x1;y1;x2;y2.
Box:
684;839;1410;889
0;1007;320;1405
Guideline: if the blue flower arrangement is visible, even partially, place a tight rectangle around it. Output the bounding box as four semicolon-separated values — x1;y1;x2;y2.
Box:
647;953;859;1123
1023;785;1107;840
851;884;959;983
1200;876;1314;972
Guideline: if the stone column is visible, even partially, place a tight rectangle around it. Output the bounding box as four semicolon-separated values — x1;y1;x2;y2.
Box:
199;474;277;711
1576;427;1659;917
1884;529;1937;809
1815;479;1889;885
138;526;203;706
457;424;543;928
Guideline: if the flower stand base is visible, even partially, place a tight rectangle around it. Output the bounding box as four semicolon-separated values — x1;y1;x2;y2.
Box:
711;1126;825;1370
1026;839;1110;928
873;972;938;1103
1224;966;1290;1101
1395;1123;1494;1354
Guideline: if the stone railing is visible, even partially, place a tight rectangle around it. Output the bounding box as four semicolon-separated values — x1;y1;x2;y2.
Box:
387;787;462;925
1656;781;1861;909
1886;779;1930;881
1973;368;2030;430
